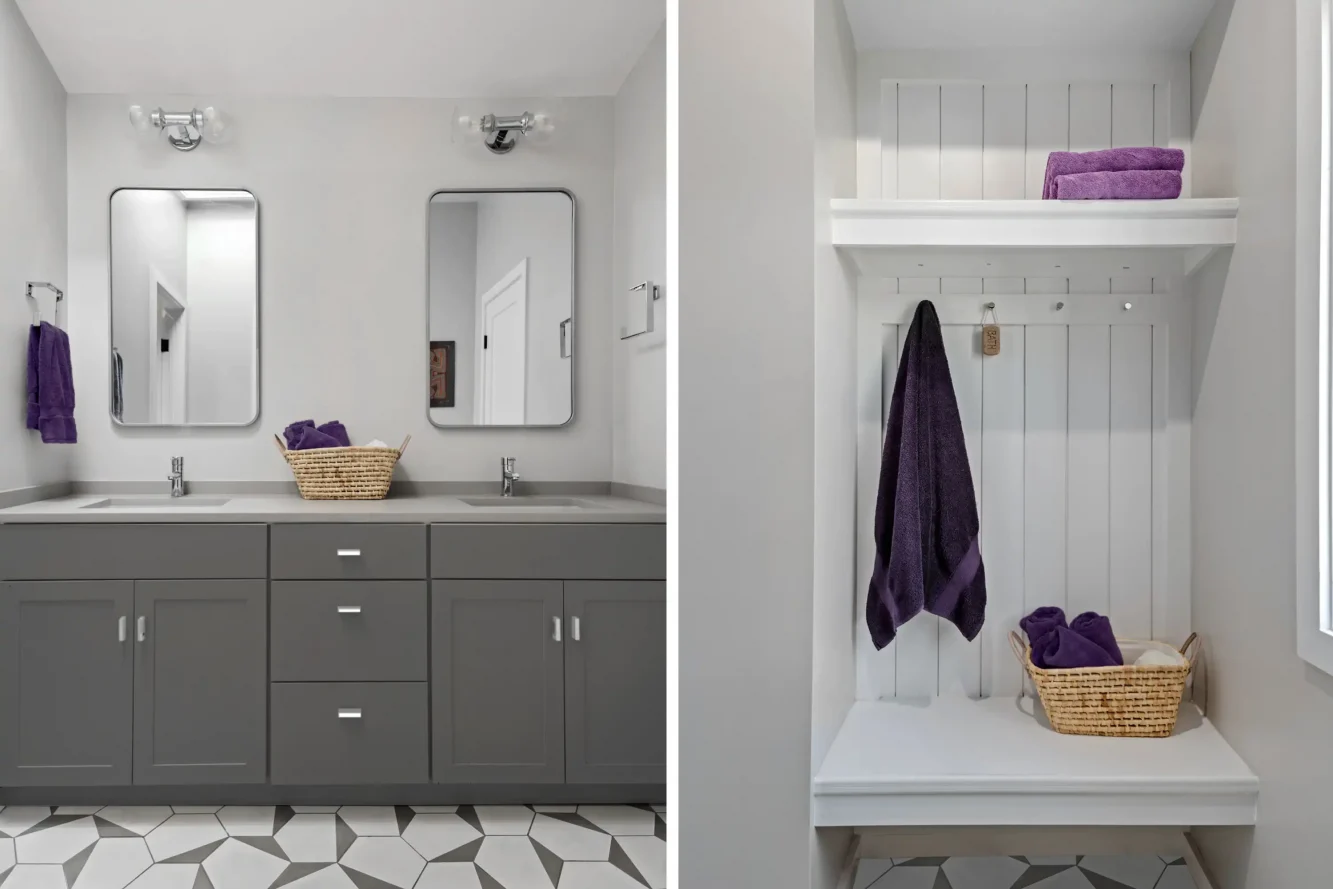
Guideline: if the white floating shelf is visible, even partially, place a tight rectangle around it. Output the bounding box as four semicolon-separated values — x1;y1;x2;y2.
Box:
813;697;1258;828
832;198;1239;280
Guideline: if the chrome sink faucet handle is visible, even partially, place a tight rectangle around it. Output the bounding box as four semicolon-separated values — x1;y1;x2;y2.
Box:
501;457;520;497
168;456;185;498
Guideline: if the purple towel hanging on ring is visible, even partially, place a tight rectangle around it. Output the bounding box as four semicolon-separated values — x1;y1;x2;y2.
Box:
866;300;987;649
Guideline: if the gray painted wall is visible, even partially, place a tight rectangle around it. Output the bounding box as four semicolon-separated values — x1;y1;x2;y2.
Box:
612;25;667;491
1190;0;1333;885
680;0;819;887
0;0;67;491
66;95;615;481
428;200;479;424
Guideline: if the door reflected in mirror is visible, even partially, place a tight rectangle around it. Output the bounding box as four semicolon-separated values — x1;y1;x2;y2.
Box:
428;189;574;427
109;188;259;426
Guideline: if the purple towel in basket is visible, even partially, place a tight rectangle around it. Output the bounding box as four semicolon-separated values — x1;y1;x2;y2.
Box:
1042;147;1185;199
1053;169;1182;200
1070;611;1124;665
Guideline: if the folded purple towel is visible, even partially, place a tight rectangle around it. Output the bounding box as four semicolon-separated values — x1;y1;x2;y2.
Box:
31;322;76;444
1070;611;1124;665
1020;606;1067;647
292;425;342;450
1035;626;1121;669
284;420;315;450
1042;147;1185;199
317;421;351;448
1053;169;1182;200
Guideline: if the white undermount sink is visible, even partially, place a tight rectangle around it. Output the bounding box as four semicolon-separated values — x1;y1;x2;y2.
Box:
458;496;593;509
81;497;231;509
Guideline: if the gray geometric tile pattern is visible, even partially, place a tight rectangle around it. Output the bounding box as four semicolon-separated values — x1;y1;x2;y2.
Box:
854;856;1197;889
0;804;666;889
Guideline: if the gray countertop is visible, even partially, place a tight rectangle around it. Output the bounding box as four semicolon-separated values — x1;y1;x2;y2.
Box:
0;493;665;524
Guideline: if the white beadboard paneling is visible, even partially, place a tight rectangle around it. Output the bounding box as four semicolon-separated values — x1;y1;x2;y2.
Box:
983;277;1026;295
1111;83;1155;148
1070;277;1112;294
1024;327;1069;621
893;278;941;696
1067;326;1112;618
1110;326;1154;639
939;325;984;698
857;312;899;698
1112;276;1154;295
1025;278;1070;295
1026;83;1069;199
1069;83;1112;152
983;84;1027;199
1153;83;1171;149
980;326;1026;698
879;81;898;199
941;84;984;199
858;69;884;199
941;277;984;295
898;83;942;199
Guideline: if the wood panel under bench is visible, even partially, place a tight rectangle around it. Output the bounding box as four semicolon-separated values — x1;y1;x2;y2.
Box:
0;521;666;792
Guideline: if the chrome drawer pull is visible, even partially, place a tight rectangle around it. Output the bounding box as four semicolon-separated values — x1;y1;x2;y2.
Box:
137;616;146;642
118;616;127;643
553;617;562;642
338;708;362;719
337;549;361;557
572;616;581;642
337;605;362;614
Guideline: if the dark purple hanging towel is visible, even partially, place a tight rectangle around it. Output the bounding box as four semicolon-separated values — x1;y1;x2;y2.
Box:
867;301;986;649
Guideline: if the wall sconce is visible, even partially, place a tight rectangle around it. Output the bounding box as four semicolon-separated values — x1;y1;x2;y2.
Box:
129;106;227;151
454;111;555;154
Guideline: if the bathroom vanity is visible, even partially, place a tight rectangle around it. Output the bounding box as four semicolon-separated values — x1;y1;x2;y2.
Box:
0;496;665;802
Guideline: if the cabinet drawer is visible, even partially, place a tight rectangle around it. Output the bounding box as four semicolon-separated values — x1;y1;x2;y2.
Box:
270;582;427;681
0;524;267;580
271;525;426;579
430;524;666;579
270;682;428;785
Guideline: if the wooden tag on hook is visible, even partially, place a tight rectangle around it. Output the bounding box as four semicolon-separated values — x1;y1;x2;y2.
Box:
981;304;1000;356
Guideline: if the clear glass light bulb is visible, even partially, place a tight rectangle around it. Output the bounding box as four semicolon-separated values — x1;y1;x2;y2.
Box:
201;107;227;143
128;105;151;132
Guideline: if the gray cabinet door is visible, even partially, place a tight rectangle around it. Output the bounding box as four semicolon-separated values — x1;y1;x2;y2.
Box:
564;582;666;784
133;581;268;784
0;581;134;786
432;581;565;784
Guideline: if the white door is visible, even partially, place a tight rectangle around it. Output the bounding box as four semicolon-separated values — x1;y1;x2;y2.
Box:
477;260;528;425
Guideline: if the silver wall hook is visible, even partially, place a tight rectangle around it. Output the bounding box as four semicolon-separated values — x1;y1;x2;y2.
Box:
1055;301;1065;311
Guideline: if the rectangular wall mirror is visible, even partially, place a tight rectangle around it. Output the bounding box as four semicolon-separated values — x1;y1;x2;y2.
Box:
109;188;259;426
428;189;574;427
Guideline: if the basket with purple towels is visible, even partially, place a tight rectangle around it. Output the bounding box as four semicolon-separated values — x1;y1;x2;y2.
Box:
1043;147;1185;201
1010;606;1199;738
274;420;410;501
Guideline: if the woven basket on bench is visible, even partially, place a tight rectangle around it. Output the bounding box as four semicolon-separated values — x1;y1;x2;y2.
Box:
274;434;410;501
1008;630;1198;738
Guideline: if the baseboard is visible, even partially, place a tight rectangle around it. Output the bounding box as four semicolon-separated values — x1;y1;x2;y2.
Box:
0;784;665;807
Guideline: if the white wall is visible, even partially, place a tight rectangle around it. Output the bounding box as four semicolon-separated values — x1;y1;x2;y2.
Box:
810;0;859;885
66;95;614;481
0;0;68;490
184;202;257;424
612;25;667;491
1189;0;1333;885
428;200;479;424
473;191;573;426
680;2;818;888
110;190;187;424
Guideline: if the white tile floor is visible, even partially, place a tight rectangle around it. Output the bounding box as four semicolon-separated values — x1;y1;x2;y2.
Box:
0;804;667;889
852;855;1199;889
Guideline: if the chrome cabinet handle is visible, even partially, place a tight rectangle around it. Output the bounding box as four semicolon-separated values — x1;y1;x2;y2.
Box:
560;318;573;359
553;617;562;642
136;616;146;642
337;605;362;614
337;549;361;557
337;708;362;719
572;616;581;642
118;616;127;643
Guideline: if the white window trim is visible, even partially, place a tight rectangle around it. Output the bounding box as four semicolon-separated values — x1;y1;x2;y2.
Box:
1297;0;1333;676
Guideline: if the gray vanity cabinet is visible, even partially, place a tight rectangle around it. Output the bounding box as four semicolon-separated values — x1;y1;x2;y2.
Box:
0;581;135;786
431;580;566;784
133;581;268;784
564;582;667;784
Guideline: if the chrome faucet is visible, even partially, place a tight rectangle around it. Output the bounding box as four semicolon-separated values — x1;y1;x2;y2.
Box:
168;457;185;498
500;457;520;497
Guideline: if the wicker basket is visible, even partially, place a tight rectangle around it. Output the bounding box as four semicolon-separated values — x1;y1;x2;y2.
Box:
1008;630;1199;738
274;434;410;501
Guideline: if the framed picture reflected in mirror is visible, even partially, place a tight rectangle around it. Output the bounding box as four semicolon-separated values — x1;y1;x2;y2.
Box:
429;340;456;408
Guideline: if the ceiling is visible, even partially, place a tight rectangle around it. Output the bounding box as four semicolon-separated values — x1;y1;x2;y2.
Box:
843;0;1216;52
15;0;663;97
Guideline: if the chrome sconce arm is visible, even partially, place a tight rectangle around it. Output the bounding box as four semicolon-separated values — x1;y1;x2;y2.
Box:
129;105;227;151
